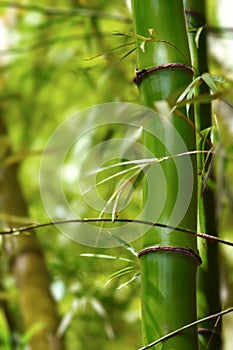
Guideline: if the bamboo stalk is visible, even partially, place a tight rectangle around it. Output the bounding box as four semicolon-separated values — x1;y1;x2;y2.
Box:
184;1;222;349
0;115;63;350
131;1;199;348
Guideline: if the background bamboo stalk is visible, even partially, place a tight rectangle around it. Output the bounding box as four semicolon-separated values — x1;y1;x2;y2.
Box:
0;115;63;350
184;1;222;348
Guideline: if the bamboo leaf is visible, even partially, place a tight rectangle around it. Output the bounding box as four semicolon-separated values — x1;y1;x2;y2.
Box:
84;41;136;61
110;166;147;221
140;41;146;53
202;73;219;94
90;298;106;317
106;231;139;257
0;310;11;350
119;47;136;61
89;150;212;181
20;322;45;345
88;159;150;176
174;87;233;108
117;272;140;290
105;266;135;286
84;164;141;195
111;179;133;222
57;298;85;337
97;165;145;220
98;179;126;220
80;253;135;263
208;74;231;85
195;26;205;48
176;76;201;104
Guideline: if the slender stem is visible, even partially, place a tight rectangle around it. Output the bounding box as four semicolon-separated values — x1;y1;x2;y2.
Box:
1;218;233;247
138;307;233;350
184;1;222;348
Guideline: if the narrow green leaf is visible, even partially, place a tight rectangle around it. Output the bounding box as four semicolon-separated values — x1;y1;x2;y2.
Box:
57;298;85;337
88;159;150;175
176;76;201;104
0;310;11;350
106;231;139;257
111;178;133;222
195;26;205;48
202;73;218;94
105;266;135;286
174;88;233;107
84;41;136;61
20;322;45;345
117;272;140;290
90;298;106;317
84;164;141;195
80;253;135;263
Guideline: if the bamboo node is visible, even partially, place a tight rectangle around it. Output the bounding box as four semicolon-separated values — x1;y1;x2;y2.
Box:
133;63;193;86
138;245;202;265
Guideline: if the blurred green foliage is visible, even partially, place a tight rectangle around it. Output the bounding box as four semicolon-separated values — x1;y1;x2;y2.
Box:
0;0;232;349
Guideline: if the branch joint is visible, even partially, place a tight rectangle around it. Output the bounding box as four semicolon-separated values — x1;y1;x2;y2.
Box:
134;63;193;86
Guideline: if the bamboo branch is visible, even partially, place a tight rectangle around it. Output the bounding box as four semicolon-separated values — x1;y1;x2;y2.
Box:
138;308;233;350
1;218;232;247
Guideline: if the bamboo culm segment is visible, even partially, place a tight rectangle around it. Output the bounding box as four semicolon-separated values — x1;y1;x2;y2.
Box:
140;248;200;349
131;1;199;349
184;1;222;349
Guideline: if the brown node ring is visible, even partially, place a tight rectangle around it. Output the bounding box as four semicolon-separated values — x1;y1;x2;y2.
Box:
138;245;202;265
134;63;193;86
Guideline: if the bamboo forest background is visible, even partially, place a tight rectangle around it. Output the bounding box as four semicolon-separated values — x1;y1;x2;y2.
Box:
0;1;232;349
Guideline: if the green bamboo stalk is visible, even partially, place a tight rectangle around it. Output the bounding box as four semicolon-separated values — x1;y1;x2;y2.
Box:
184;1;222;349
131;1;199;348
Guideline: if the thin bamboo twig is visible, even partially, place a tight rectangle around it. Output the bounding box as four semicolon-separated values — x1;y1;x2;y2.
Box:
1;218;232;247
138;308;233;350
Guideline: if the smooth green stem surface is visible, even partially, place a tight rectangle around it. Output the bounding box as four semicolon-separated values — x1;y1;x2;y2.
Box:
131;1;199;349
140;250;199;349
184;1;222;348
132;0;197;249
